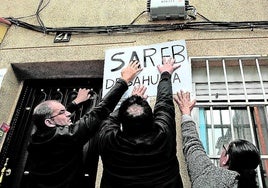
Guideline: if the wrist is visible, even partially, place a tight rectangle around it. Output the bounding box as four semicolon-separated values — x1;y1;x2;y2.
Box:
181;114;193;123
121;77;130;84
160;71;171;80
182;110;191;115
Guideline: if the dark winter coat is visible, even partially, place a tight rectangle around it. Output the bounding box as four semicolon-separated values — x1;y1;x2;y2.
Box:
27;78;128;188
99;72;184;188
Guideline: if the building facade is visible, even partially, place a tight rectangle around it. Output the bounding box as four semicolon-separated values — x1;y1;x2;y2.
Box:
0;0;268;187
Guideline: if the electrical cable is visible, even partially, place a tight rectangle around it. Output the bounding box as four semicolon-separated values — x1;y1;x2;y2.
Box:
2;0;268;35
130;10;148;25
5;17;268;35
13;0;50;20
35;0;50;33
9;0;50;33
197;12;210;22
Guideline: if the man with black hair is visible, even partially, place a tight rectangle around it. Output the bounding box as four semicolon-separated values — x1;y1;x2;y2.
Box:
99;57;184;188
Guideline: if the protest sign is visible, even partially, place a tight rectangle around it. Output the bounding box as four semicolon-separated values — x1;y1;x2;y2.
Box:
102;40;192;98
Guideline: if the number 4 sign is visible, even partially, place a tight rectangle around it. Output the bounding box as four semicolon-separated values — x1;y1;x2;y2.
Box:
54;32;72;43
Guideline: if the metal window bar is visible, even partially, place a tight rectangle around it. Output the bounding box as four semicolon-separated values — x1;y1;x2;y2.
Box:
191;56;268;187
238;59;257;144
239;59;249;103
255;58;267;102
192;56;268;107
222;59;236;140
238;61;264;187
206;59;217;155
254;58;268;170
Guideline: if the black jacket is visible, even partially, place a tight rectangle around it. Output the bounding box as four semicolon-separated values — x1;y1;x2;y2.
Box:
27;79;128;188
99;72;183;188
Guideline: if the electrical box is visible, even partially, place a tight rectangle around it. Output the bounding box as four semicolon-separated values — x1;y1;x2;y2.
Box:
148;0;187;21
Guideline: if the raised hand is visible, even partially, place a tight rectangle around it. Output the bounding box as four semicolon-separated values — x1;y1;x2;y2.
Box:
121;60;143;84
131;85;148;99
174;90;196;115
157;57;181;75
73;88;91;104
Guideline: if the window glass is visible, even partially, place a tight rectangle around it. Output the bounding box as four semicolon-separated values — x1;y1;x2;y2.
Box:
201;108;254;155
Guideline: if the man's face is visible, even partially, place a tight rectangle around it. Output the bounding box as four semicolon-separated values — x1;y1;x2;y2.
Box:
49;102;72;126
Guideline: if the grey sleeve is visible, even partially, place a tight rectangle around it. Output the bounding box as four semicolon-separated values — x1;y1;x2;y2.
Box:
181;115;216;183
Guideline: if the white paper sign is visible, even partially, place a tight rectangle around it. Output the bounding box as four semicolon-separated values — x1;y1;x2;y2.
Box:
102;40;192;98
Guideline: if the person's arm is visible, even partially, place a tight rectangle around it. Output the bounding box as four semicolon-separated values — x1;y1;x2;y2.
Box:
154;57;181;131
96;60;142;114
181;115;213;183
174;91;217;183
73;60;142;141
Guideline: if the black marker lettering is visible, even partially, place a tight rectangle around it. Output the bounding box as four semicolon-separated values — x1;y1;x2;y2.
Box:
144;48;156;67
111;52;125;72
172;45;185;63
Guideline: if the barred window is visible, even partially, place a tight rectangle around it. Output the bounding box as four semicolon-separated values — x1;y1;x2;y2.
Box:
190;56;268;188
